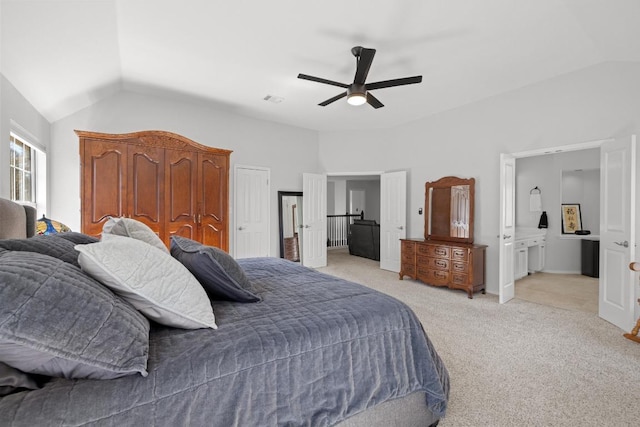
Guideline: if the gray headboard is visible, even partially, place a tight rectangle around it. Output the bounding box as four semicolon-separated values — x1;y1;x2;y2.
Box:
0;197;37;239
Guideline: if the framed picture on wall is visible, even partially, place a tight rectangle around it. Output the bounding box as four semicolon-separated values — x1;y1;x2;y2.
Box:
561;203;582;234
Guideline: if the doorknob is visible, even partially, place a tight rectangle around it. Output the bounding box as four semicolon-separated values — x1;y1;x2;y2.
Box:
238;226;245;231
503;234;512;239
397;225;404;230
615;241;629;248
304;225;311;229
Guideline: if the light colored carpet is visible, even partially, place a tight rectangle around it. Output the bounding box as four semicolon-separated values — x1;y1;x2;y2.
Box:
317;248;640;426
516;272;598;313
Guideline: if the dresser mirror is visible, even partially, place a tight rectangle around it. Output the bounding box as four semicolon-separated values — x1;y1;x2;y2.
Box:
424;176;475;243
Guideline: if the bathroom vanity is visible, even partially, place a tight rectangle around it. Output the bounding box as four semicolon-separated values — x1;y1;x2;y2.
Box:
514;228;546;280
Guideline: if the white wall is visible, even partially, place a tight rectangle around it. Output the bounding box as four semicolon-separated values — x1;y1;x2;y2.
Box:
0;75;50;203
346;179;381;222
516;149;600;273
318;61;640;295
49;90;319;256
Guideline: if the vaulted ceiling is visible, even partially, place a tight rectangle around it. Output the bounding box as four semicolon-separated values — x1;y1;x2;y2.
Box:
2;0;639;131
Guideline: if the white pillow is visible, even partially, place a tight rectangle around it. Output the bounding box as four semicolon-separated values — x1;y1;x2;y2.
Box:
76;235;216;330
102;217;169;253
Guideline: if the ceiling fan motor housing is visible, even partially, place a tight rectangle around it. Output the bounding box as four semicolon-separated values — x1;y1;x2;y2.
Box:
347;84;366;97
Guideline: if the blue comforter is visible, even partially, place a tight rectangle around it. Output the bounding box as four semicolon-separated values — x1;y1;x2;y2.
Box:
1;257;449;426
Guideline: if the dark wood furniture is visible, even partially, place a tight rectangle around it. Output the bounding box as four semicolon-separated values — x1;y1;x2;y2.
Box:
400;238;487;298
400;176;487;298
283;235;300;262
77;130;231;250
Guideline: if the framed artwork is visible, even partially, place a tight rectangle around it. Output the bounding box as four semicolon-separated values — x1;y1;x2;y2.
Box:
561;204;582;234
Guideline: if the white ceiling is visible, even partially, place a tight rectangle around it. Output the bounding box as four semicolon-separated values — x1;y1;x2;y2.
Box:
2;0;639;132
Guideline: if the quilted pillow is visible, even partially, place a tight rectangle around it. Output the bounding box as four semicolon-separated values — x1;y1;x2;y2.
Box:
170;236;260;302
101;217;168;253
0;362;46;397
0;232;98;267
76;235;216;329
0;250;150;380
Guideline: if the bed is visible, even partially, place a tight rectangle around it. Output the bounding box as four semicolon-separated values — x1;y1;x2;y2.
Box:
0;198;449;426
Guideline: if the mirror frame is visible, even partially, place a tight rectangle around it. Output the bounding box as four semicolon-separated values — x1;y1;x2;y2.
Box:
278;191;303;259
424;176;475;244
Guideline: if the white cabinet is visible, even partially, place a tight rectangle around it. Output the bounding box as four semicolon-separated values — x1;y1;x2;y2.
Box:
515;243;529;280
514;231;546;280
528;237;546;273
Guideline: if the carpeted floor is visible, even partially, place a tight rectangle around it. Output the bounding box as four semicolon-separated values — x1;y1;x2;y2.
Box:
317;248;640;426
516;272;598;313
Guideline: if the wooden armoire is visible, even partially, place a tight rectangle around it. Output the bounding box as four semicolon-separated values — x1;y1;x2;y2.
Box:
77;130;232;251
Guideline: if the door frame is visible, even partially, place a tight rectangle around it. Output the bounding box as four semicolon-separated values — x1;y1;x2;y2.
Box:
498;138;637;320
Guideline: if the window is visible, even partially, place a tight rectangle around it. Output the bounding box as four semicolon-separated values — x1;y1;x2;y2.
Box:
9;133;43;205
10;134;35;202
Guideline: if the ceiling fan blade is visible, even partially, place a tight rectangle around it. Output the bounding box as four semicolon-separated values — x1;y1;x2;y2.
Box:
366;75;422;90
319;92;347;106
353;48;376;85
298;74;349;89
366;92;384;109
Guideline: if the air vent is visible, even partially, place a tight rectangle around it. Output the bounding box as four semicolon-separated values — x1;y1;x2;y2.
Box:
263;95;284;104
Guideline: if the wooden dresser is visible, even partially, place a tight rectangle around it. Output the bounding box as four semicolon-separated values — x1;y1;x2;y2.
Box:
400;238;487;298
402;176;487;298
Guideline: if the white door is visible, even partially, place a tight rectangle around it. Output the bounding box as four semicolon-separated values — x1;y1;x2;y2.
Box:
499;154;516;304
380;171;407;272
235;166;270;258
599;136;636;331
302;173;327;268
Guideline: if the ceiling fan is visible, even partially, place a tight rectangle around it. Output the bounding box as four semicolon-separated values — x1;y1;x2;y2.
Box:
297;46;422;109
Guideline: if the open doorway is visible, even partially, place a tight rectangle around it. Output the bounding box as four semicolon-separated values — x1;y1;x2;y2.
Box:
501;136;638;332
513;148;600;313
327;175;381;264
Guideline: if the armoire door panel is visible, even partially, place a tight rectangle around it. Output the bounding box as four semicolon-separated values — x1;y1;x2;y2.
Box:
81;140;126;237
165;149;197;246
201;223;224;249
169;224;197;241
199;155;225;222
198;153;229;249
129;147;164;232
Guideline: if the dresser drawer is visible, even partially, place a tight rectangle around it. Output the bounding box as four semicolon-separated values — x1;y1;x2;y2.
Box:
402;241;416;255
451;261;468;273
451;273;468;286
418;256;449;271
417;267;449;285
417;244;450;258
402;251;415;263
450;247;468;261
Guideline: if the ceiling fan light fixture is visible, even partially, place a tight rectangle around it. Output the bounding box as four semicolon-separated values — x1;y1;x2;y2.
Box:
347;85;367;106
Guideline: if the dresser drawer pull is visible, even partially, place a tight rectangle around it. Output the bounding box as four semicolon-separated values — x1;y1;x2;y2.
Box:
435;260;447;268
435;248;447;256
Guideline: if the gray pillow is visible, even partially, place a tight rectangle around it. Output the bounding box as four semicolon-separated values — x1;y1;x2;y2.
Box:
0;250;150;380
0;233;97;267
170;236;260;302
101;217;168;253
0;362;46;397
76;235;217;329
